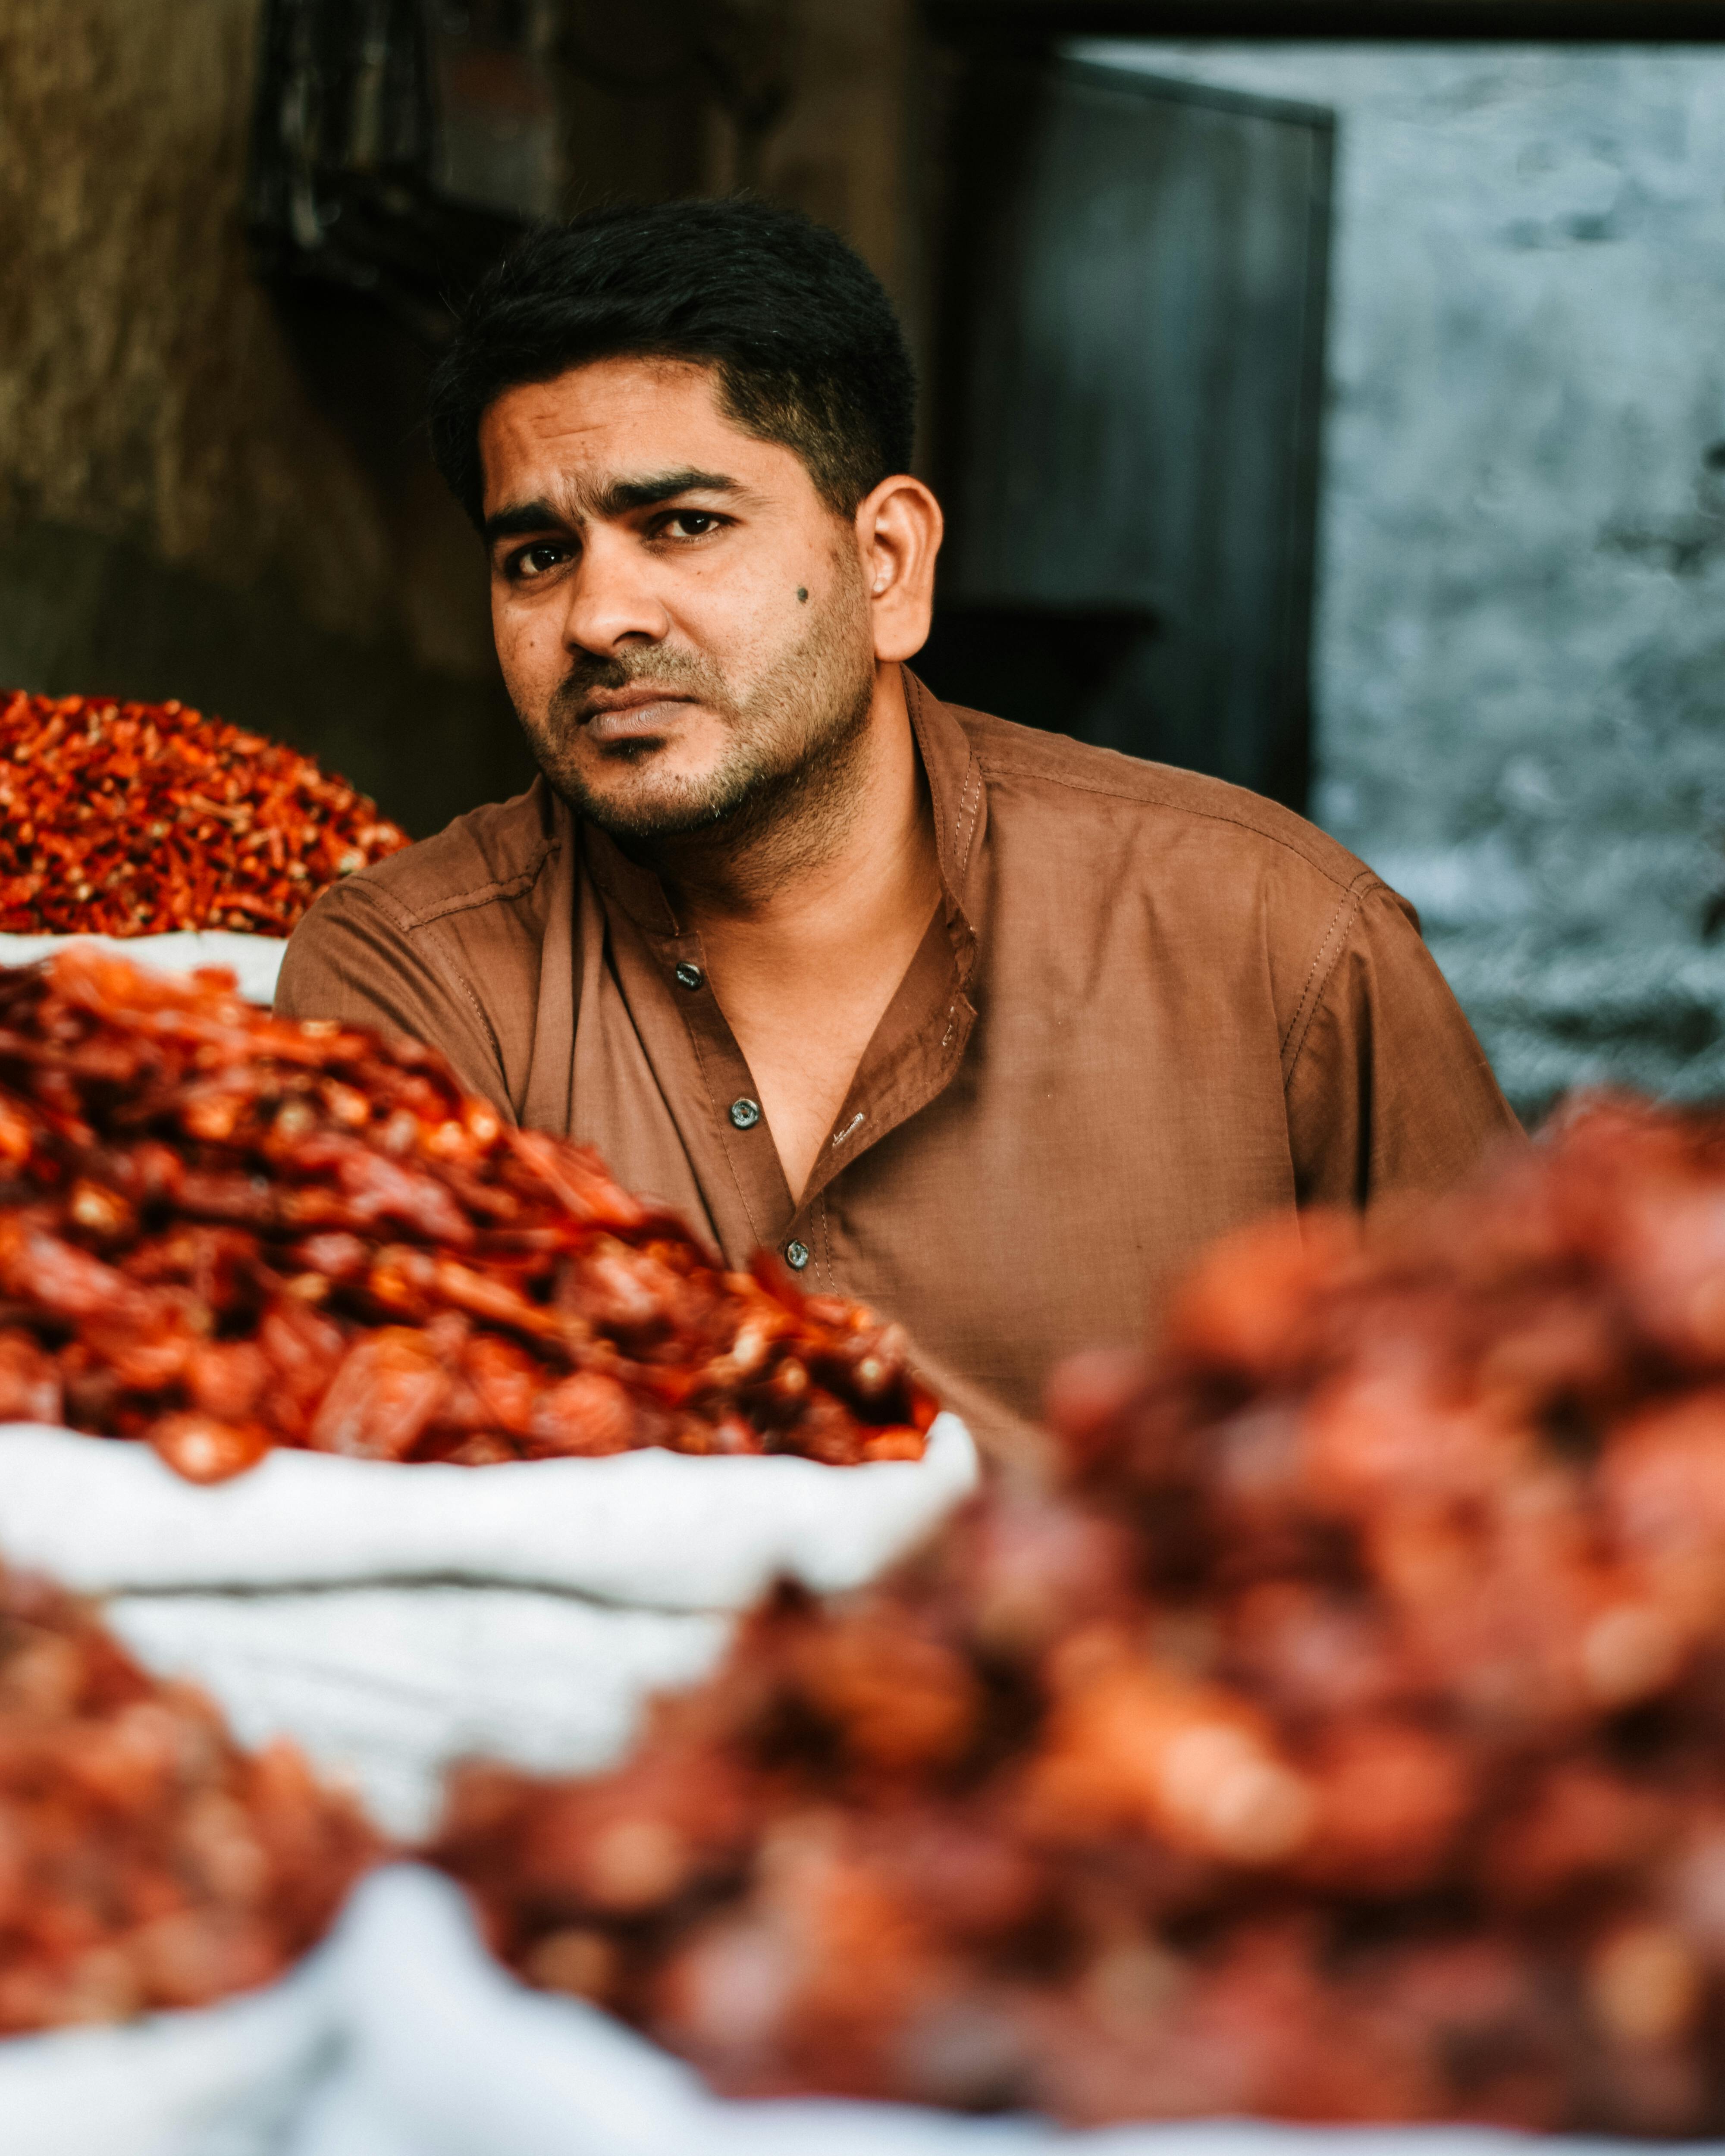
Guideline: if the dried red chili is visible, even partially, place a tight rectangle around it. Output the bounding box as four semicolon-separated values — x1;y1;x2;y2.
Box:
433;1099;1725;2136
0;690;408;936
0;948;934;1475
0;1561;379;2032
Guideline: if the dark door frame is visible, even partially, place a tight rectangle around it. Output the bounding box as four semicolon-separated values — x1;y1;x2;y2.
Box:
925;52;1333;808
925;0;1725;40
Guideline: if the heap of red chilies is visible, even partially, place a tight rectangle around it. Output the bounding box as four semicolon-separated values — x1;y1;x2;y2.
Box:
435;1100;1725;2136
0;1561;377;2033
0;691;409;936
0;950;934;1479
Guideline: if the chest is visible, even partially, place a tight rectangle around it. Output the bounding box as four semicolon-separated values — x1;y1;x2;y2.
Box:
697;919;938;1203
713;976;1302;1461
563;889;1298;1439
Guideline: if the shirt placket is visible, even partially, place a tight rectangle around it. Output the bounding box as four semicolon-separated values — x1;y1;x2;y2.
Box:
645;924;804;1263
631;908;976;1282
796;909;977;1219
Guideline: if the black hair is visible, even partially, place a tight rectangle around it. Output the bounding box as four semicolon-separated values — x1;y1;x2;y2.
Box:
427;199;917;528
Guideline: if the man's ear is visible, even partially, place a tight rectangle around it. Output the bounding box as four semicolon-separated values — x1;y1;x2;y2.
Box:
855;475;944;664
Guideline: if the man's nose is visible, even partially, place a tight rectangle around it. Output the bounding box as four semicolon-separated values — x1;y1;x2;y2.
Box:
558;527;671;655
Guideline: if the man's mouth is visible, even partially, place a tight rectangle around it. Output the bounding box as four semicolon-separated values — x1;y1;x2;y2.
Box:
577;689;698;742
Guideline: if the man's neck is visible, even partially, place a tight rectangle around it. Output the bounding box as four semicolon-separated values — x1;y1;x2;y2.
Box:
649;662;943;1202
648;661;933;937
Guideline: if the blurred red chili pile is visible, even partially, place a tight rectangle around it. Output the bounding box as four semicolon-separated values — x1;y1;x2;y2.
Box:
0;950;934;1480
434;1099;1725;2135
0;691;409;936
0;1562;376;2031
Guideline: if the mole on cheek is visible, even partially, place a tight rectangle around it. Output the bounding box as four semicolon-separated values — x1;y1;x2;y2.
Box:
796;587;809;603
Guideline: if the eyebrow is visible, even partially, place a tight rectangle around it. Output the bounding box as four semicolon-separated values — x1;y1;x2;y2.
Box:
482;469;742;548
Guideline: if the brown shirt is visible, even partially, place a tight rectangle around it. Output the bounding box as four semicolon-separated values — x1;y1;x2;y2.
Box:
276;674;1518;1449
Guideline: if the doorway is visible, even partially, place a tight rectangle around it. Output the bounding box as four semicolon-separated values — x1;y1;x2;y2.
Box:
921;56;1334;810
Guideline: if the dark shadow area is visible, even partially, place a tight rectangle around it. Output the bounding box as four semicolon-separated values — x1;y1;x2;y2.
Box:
915;601;1160;750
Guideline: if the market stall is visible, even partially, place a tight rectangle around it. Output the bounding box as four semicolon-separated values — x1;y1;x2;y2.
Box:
6;693;1725;2153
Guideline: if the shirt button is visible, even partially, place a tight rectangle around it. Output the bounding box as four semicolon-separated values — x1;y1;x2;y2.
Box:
785;1240;811;1271
728;1097;761;1129
674;962;703;991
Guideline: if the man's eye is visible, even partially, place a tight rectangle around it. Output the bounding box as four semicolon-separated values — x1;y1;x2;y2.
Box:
664;511;721;538
510;543;568;580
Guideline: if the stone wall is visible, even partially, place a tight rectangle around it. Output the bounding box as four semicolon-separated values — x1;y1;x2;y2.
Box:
1078;41;1725;1118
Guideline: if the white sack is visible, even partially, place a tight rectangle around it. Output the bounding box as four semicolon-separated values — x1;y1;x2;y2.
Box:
1;1420;973;1839
107;1587;731;1840
0;1413;978;1606
291;1866;1055;2156
0;1927;339;2156
295;1867;1627;2156
0;929;288;1005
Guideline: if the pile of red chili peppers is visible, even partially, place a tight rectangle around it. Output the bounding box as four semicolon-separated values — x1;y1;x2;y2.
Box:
0;691;409;937
0;1561;379;2032
0;949;935;1479
438;1100;1725;2136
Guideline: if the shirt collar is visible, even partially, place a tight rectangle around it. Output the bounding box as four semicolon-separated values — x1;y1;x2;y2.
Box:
903;665;986;992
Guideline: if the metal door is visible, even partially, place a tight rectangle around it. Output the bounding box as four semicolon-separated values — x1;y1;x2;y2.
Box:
923;57;1334;809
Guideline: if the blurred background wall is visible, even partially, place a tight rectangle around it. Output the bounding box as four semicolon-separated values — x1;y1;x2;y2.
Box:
1073;41;1725;1117
4;2;1725;1118
0;0;523;837
0;0;921;838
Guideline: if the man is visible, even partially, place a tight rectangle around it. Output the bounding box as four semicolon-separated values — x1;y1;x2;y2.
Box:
277;199;1517;1450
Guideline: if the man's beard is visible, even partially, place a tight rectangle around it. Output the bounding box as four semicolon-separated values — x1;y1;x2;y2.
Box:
515;575;876;865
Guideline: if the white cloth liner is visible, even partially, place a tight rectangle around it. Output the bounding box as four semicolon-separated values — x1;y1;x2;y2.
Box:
0;930;288;1005
286;1865;1676;2156
0;1926;339;2156
0;1413;978;1605
3;1862;1689;2156
0;1416;973;1836
107;1588;731;1840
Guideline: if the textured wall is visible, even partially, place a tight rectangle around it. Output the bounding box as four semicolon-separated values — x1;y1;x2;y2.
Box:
0;0;381;637
1079;42;1725;1117
0;0;530;836
754;0;916;305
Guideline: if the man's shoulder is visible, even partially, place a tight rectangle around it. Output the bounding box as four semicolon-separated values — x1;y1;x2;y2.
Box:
330;779;563;934
949;704;1381;902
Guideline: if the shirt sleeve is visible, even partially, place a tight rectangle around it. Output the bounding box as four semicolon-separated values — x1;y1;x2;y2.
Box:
273;881;517;1121
1284;881;1521;1209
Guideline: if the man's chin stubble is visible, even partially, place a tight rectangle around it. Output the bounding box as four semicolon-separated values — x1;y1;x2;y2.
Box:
521;666;875;866
543;742;787;846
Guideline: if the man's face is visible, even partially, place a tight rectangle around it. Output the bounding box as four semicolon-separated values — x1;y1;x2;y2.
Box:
479;358;877;845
